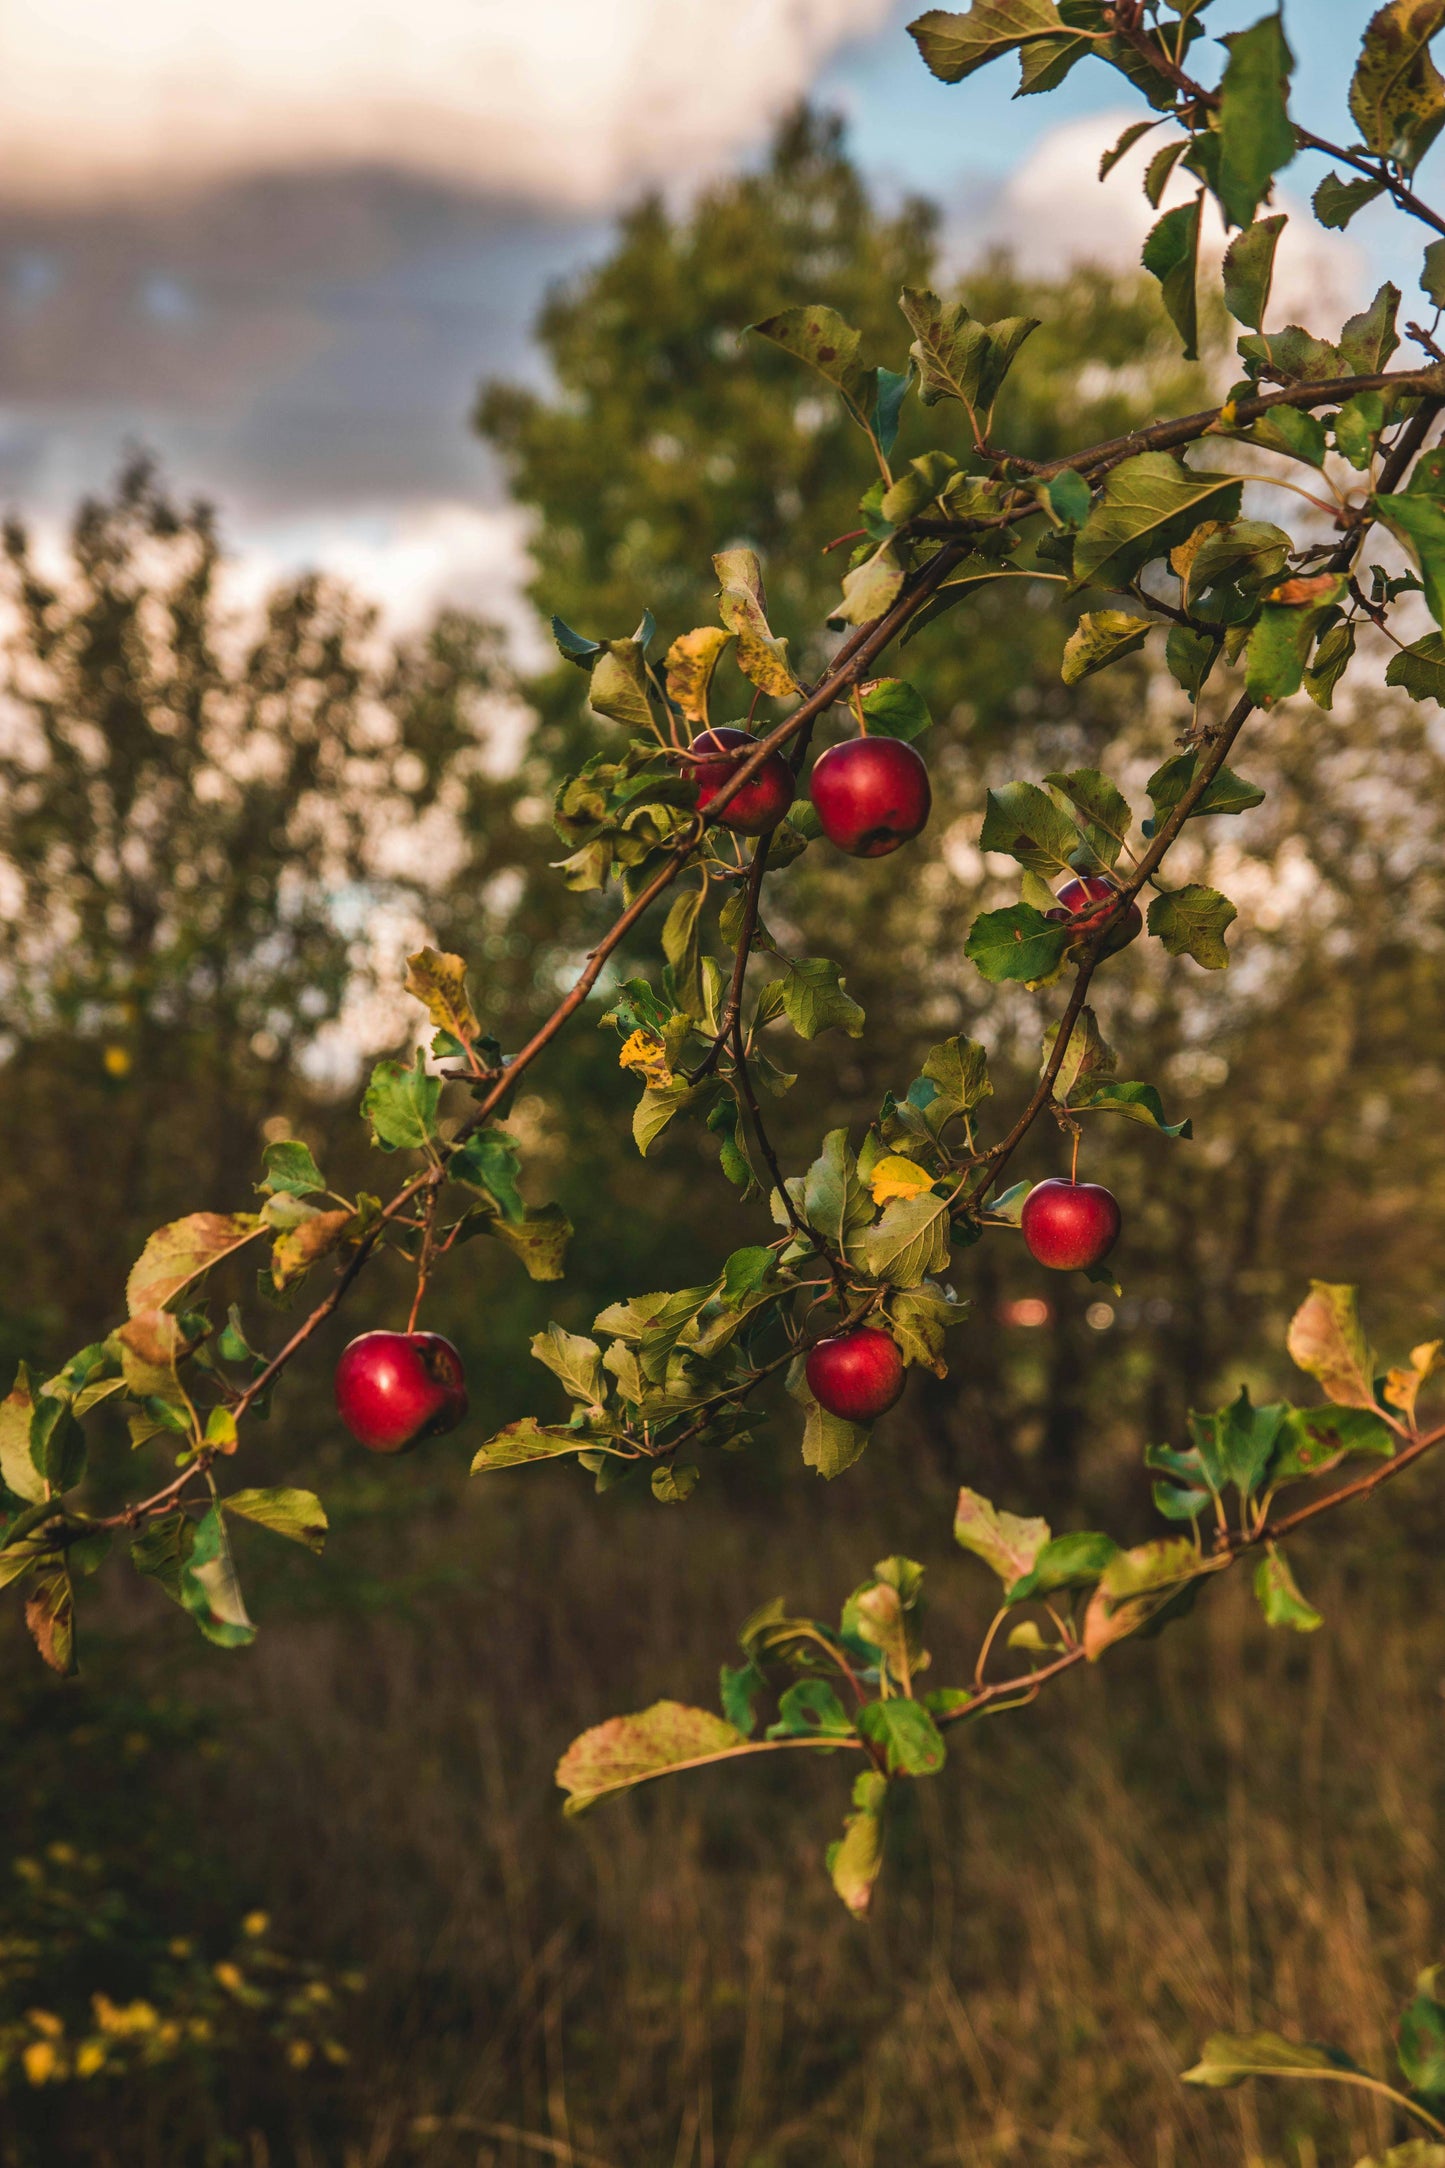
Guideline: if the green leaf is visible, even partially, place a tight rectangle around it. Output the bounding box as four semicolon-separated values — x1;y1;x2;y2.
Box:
1182;2030;1362;2090
1242;404;1328;468
222;1488;327;1554
258;1139;326;1198
860;678;931;740
865;1192;952;1286
898;285;1038;417
1042;469;1092;530
719;1660;765;1737
1143;138;1189;210
1349;0;1445;174
778;957;865;1041
1305;618;1358;709
1286;1280;1377;1410
0;1368;45;1505
1217;14;1295;229
1398;1971;1445;2095
1060;610;1153;685
887;1281;969;1375
1340;280;1402;373
1007;1531;1119;1606
1146;751;1265;826
651;1463;700;1504
1312;171;1384;228
531;1325;605;1407
1165;623;1221;700
1373;491;1445;625
920;1035;992;1115
829;544;905;630
588;640;654;731
767;1680;855;1741
633;1082;695;1156
1142;195;1202;359
1236;323;1343;385
751;305;874;423
555;1701;746;1816
908;0;1068;83
470;1419;594;1472
1254;1550;1323;1632
483;1203;571;1282
178;1504;256;1650
801;1130;873;1259
1269;1404;1395;1484
552;615;603;666
954;1487;1050;1591
965;903;1070;986
362;1050;441;1154
1222;213;1287;330
827;1770;888;1917
801;1398;870;1479
1099;1536;1198;1603
857;1699;946;1776
1334;391;1387;470
1043;769;1134;870
1386;630;1445;703
1072;1080;1192;1138
660;882;707;1020
1147;885;1237;969
1073;454;1243;594
450;1129;526;1224
1099;118;1156;179
130;1512;197;1606
979;781;1080;876
1180;519;1291;609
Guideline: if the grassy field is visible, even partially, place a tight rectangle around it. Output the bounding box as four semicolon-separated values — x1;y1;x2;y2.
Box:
13;1433;1440;2168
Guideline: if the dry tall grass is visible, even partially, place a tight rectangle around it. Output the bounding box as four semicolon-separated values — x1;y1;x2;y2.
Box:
100;1455;1442;2168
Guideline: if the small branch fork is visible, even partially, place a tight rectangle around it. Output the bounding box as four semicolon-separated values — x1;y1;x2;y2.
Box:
43;373;1441;1542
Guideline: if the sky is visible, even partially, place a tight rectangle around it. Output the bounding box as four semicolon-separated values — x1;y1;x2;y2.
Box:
0;0;1430;635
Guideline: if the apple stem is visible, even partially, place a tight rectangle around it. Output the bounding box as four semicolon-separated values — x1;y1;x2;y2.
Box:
1070;1131;1080;1185
407;1189;441;1332
849;683;870;738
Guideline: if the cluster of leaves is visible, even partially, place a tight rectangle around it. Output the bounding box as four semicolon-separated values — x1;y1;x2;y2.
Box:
0;947;573;1670
0;1846;359;2091
555;1282;1441;1916
1185;1966;1445;2162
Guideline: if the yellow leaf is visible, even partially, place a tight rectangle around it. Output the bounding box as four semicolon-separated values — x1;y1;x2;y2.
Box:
404;946;480;1044
868;1154;935;1205
664;626;731;723
1385;1338;1442;1425
618;1029;674;1088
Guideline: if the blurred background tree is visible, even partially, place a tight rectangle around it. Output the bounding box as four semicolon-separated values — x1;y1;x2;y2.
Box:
2;105;1444;2168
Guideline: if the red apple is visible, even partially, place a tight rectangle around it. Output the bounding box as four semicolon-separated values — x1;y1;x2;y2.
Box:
690;726;795;835
334;1330;468;1454
1020;1179;1121;1272
806;1326;906;1422
1045;873;1142;956
810;736;931;857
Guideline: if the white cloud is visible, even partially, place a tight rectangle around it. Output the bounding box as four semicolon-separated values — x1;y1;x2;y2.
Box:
962;110;1364;332
0;0;892;207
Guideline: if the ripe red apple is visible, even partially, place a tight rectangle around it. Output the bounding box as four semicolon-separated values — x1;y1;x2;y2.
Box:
1045;873;1142;956
806;1326;906;1422
690;726;795;834
1020;1179;1121;1272
810;736;931;857
334;1330;468;1454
